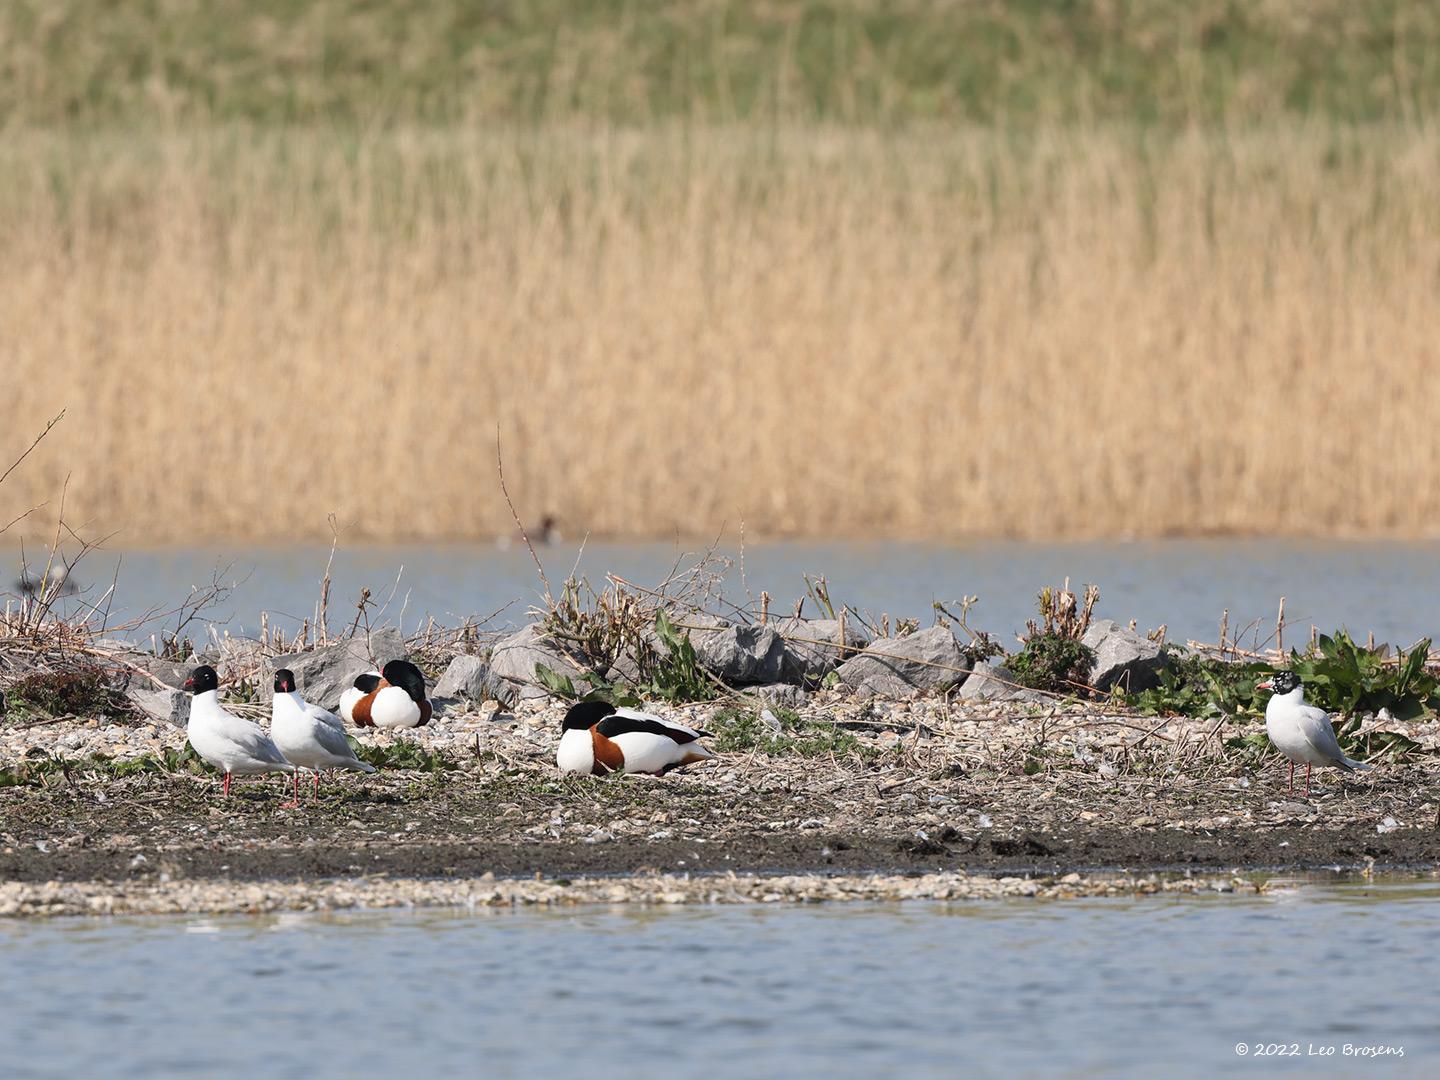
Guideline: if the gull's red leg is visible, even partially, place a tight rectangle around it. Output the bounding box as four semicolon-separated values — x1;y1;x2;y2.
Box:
1287;761;1295;795
280;770;301;810
313;770;321;800
223;772;232;798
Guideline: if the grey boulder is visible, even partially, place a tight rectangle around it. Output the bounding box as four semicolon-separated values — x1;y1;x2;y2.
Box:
127;687;190;728
835;625;970;699
651;613;784;686
433;654;490;701
1081;619;1171;692
958;661;1021;701
691;622;785;686
98;642;192;691
263;627;407;711
775;617;870;684
489;624;585;700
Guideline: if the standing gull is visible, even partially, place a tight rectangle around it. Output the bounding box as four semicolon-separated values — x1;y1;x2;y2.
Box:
270;668;375;806
184;665;294;798
1257;671;1372;796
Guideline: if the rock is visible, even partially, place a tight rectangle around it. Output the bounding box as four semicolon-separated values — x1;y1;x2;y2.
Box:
434;654;490;701
775;618;870;684
126;688;190;728
262;627;407;711
98;642;192;691
489;624;585;700
743;683;808;708
958;661;1021;701
1081;619;1171;692
690;621;785;685
835;625;971;699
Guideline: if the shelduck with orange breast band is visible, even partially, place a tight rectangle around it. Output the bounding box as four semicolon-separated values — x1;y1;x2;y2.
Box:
349;660;433;730
556;701;715;776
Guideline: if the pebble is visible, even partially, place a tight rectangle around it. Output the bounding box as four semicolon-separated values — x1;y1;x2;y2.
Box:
0;871;1268;919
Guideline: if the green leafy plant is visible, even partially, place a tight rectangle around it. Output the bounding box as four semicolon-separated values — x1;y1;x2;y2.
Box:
0;746;206;788
1009;635;1094;695
1127;652;1272;718
352;741;456;772
1290;631;1438;721
708;706;875;759
640;610;714;703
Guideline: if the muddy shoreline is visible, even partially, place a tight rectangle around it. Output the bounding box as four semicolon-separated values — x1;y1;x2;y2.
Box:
3;773;1437;886
4;695;1438;898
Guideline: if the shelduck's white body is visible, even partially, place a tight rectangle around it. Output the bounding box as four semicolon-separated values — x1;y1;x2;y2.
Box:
339;672;381;726
369;686;423;729
556;703;714;776
350;661;432;730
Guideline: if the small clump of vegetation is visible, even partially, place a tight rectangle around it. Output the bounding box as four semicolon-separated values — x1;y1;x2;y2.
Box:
0;746;206;788
1009;636;1095;695
1127;652;1271;719
536;608;715;705
708;706;875;759
6;666;128;719
1008;583;1099;695
352;741;456;773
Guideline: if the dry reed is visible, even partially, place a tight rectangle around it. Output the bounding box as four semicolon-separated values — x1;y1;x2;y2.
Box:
2;123;1440;543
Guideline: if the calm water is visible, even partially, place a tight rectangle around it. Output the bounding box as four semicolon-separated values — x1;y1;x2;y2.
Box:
1;878;1435;1079
19;538;1440;647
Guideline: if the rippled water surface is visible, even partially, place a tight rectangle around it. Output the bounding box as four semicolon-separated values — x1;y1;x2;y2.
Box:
27;538;1440;646
3;879;1437;1079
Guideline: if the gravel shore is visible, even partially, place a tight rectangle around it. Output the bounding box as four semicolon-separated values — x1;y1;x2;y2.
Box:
3;692;1438;917
0;869;1271;918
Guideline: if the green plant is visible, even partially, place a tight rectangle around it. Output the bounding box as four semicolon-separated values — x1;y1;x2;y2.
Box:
7;666;127;718
536;610;715;704
0;746;206;787
1127;652;1272;719
1009;635;1094;695
643;609;715;702
708;706;875;759
1290;631;1439;721
352;741;456;773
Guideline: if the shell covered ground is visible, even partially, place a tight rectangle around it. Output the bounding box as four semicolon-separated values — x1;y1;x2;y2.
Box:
3;693;1438;897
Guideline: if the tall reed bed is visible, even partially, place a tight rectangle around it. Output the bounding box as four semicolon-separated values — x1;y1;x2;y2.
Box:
2;123;1439;542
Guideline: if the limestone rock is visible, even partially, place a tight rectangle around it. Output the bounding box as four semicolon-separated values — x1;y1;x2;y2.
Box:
434;654;490;701
127;687;190;728
650;613;784;686
262;627;407;710
489;625;584;700
775;617;870;684
1081;619;1171;692
835;625;970;699
958;661;1022;701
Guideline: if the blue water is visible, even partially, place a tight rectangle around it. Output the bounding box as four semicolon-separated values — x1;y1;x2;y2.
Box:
16;538;1440;649
3;879;1436;1079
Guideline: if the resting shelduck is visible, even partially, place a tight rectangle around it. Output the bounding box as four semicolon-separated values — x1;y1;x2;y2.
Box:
339;671;382;726
270;669;376;806
350;659;432;730
556;701;715;776
183;665;294;797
